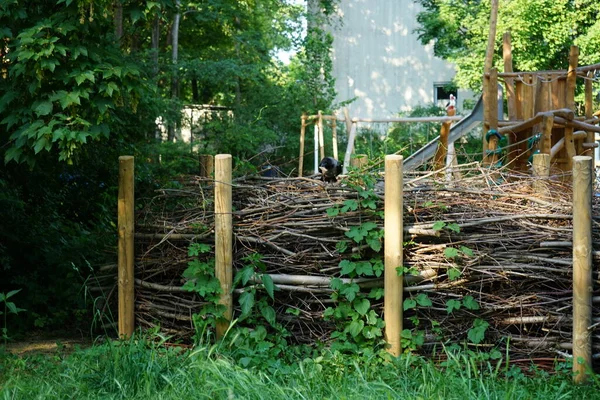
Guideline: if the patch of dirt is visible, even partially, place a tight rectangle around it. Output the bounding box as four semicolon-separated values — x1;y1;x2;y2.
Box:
5;334;94;356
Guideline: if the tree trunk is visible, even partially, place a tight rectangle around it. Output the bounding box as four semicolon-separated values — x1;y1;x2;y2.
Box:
114;0;123;43
151;13;160;77
168;0;181;142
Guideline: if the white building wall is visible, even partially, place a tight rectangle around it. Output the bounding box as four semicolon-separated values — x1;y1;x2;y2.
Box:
331;0;472;119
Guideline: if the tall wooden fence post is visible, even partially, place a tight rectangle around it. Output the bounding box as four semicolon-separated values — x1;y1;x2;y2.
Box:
350;154;368;169
118;156;135;338
299;113;306;177
384;155;404;356
318;110;325;161
215;154;233;339
572;155;593;384
532;153;550;196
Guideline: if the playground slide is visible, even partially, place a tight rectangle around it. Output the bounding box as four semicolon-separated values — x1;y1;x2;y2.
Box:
403;87;503;171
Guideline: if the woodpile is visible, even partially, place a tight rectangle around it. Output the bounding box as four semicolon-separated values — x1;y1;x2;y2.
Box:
91;165;600;359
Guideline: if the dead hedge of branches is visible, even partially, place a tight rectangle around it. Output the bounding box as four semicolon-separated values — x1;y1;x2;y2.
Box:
91;166;600;359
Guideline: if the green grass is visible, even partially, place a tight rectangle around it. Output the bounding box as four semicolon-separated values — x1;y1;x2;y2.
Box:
1;338;599;400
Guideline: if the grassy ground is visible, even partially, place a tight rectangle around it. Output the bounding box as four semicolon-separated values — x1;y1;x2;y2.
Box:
1;338;599;400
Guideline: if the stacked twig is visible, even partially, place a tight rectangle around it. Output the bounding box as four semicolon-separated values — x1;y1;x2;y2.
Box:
91;166;600;359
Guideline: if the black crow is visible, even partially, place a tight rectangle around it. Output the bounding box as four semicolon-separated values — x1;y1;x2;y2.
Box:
319;157;343;183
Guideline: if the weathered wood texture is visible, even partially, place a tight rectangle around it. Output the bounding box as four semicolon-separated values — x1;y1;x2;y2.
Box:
384;155;403;356
118;156;135;338
215;154;233;339
572;156;593;384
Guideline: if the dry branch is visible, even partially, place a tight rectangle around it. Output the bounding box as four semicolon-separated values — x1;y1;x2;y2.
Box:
91;169;600;359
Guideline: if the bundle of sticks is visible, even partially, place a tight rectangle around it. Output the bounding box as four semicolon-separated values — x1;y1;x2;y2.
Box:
91;166;600;359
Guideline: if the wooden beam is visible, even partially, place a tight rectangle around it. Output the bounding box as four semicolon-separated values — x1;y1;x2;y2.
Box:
215;154;233;339
118;156;135;339
299;113;306;177
484;0;499;73
564;46;579;170
584;72;595;165
572;156;593;384
318;110;325;161
384;155;404;357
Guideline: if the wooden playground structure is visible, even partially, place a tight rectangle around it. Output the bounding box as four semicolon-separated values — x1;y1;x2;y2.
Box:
482;35;600;176
298;33;600;181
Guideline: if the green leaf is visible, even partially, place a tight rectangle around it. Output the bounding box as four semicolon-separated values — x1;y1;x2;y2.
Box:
432;221;446;231
6;302;25;314
462;295;480;310
341;283;360;302
368;288;384;300
355;261;373;276
339;260;355;276
446;223;460;233
235;266;254;287
335;240;348;253
261;274;276;300
5;289;22;299
403;298;417;311
33;100;53;116
354;298;370;315
361;222;378;231
4;147;23;164
326;207;340;217
348;319;364;337
446;299;462;313
415;293;432;307
188;242;211;256
239;291;254;316
330;277;343;291
467;318;489;344
260;305;277;326
362;199;377;209
448;267;462;281
33;137;49;154
460;246;474;257
444;247;459;259
367;237;381;252
342;199;359;211
75;71;95;85
285;307;300;316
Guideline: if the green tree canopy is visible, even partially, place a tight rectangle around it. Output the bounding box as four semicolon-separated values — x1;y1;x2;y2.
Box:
415;0;600;90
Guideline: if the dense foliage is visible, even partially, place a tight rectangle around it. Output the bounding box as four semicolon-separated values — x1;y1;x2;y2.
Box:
0;0;339;332
415;0;600;90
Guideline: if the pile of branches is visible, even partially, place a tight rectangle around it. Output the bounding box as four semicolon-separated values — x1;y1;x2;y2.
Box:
91;165;600;359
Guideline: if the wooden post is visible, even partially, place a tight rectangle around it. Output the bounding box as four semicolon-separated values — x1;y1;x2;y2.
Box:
540;114;553;155
484;0;499;73
350;154;368;169
502;31;517;121
483;68;500;166
199;154;214;178
572;155;593;384
215;154;233;339
434;107;456;171
118;156;135;338
584;72;595;166
332;118;338;161
318;110;325;161
343;121;358;174
564;46;579;171
314;123;319;174
384;155;403;356
299;113;306;177
532;153;550;196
